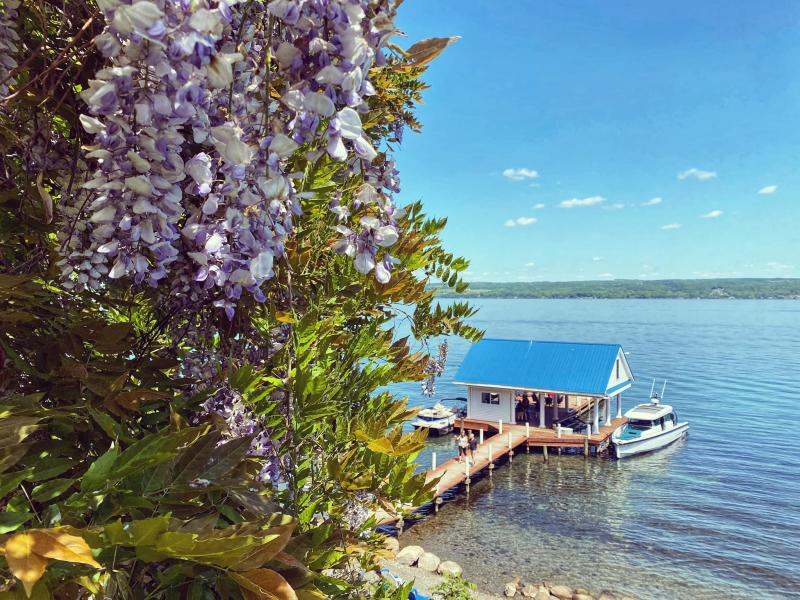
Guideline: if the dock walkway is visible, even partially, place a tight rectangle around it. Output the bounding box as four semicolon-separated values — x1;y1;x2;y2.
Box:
425;428;528;497
377;418;627;525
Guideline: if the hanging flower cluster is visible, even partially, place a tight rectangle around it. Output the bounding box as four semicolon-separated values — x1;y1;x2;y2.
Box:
421;339;448;398
201;384;283;485
58;0;403;315
0;0;19;99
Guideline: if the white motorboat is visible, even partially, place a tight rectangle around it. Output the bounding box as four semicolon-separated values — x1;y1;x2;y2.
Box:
410;400;465;436
612;380;689;459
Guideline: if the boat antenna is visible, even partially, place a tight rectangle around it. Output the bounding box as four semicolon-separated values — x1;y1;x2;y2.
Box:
649;378;656;399
660;379;667;401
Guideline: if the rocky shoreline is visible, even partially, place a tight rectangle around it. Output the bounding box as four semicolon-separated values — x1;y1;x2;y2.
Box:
382;538;637;600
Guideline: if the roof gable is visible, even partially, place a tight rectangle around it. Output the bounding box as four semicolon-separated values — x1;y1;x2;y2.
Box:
454;338;632;396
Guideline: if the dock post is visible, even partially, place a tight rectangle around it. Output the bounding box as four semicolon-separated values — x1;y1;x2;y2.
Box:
435;485;442;513
525;422;530;438
584;437;589;458
543;445;548;462
479;428;484;444
557;424;562;438
464;458;470;487
616;393;622;419
488;444;494;473
431;452;436;471
507;432;513;461
498;419;503;434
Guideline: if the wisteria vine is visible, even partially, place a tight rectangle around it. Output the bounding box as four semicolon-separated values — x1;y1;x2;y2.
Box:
58;0;404;318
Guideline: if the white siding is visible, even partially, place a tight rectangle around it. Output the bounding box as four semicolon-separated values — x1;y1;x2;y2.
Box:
606;348;633;393
467;386;514;423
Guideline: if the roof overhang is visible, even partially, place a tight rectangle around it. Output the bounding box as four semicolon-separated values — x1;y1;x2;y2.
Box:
606;379;633;396
454;380;610;398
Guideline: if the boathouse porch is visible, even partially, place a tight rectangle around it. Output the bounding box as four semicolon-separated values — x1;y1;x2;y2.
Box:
454;338;634;436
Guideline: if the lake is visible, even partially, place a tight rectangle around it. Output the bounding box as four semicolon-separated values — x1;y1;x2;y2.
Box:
388;299;800;600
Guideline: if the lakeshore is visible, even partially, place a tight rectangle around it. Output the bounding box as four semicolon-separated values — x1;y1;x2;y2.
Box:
390;299;800;599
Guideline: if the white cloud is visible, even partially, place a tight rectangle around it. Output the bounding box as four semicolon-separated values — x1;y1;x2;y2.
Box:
504;216;537;227
700;210;723;219
642;197;663;206
502;168;539;182
766;261;793;272
604;203;625;211
592;256;603;262
677;168;717;181
598;272;614;278
533;203;545;209
559;195;605;208
524;262;536;267
661;223;682;230
758;185;778;195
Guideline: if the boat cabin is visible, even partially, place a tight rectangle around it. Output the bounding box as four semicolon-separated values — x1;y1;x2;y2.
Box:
453;338;634;434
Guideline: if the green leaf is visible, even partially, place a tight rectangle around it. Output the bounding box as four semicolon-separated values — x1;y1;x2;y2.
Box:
0;444;33;475
31;478;74;502
81;446;118;492
0;417;42;451
112;427;204;482
0;511;33;534
0;469;34;497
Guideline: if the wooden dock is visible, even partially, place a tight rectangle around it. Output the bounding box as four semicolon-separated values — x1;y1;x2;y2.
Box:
377;417;627;526
424;428;528;496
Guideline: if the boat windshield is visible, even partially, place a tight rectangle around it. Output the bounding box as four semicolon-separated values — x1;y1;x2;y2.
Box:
627;418;654;430
417;415;444;422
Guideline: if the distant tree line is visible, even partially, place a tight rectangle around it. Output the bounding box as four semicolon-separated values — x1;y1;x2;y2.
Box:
430;279;800;299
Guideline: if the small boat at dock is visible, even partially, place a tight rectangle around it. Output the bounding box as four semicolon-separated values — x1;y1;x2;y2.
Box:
612;380;689;458
410;398;466;436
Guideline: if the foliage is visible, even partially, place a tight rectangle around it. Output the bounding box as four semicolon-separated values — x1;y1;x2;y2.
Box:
0;0;480;598
430;278;800;299
431;574;477;600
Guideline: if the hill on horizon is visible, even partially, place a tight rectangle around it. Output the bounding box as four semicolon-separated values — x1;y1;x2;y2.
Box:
431;278;800;299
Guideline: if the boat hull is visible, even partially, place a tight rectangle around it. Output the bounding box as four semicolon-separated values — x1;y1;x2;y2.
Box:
413;423;453;436
613;423;689;458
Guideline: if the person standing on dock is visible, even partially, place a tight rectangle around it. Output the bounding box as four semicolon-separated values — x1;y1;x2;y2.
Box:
526;392;537;425
468;431;478;462
456;432;469;463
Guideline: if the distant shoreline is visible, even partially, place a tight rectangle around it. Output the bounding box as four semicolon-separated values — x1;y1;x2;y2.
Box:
430;278;800;300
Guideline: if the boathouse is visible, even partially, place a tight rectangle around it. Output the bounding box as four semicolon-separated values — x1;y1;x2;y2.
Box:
454;339;634;434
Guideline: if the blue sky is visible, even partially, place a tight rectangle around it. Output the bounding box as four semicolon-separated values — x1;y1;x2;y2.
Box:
393;1;800;281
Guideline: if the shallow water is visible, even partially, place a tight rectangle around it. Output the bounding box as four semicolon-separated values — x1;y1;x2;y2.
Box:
390;299;800;600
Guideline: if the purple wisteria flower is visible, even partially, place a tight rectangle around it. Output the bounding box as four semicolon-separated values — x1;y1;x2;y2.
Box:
0;0;20;99
60;0;406;308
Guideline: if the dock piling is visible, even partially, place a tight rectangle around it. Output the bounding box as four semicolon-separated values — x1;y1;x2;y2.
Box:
431;452;436;471
479;428;484;444
542;445;548;462
498;419;503;434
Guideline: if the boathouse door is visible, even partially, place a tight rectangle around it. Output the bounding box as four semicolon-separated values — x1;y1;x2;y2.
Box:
467;386;514;423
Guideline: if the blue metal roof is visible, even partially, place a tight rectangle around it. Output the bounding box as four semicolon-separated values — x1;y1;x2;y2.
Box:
454;338;630;396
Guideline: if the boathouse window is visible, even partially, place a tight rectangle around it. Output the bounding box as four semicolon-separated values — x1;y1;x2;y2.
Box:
616;359;620;379
481;392;500;405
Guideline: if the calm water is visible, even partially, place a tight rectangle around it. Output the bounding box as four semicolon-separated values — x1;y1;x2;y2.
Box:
389;300;800;600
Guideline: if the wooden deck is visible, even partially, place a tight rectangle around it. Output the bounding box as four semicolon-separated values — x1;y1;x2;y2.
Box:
424;428;528;496
377;417;627;525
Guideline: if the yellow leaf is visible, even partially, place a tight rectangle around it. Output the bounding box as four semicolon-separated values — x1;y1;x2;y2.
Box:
33;529;102;569
405;36;460;67
231;568;298;600
4;532;48;597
